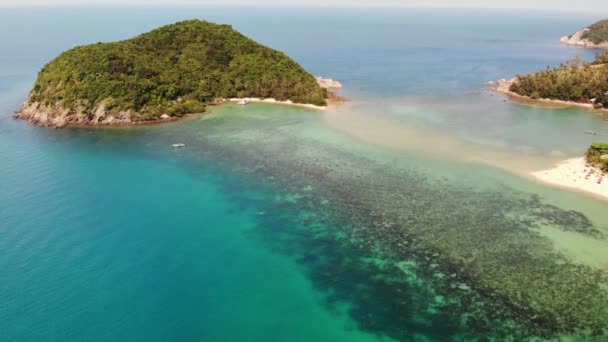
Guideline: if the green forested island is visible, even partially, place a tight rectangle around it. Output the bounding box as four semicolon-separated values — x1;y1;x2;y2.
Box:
16;20;328;127
507;52;608;108
561;19;608;48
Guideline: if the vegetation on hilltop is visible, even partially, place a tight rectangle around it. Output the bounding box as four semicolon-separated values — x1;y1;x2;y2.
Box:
587;143;608;172
582;19;608;44
30;20;327;121
509;52;608;107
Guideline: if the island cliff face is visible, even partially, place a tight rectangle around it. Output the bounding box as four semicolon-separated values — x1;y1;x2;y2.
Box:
15;100;136;127
15;20;329;128
560;20;608;49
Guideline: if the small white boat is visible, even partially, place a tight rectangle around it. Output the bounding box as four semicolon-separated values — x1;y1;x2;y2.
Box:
584;131;597;135
172;143;185;148
237;99;249;105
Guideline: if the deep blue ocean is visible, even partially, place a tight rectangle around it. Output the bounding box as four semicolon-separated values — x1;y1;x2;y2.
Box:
2;6;608;341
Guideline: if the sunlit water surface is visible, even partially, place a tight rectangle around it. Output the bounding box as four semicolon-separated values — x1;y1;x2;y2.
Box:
2;6;608;341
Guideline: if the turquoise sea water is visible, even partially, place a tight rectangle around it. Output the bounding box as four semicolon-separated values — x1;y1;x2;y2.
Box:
2;6;608;341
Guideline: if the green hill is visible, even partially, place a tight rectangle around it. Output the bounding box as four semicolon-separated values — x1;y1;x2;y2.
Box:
509;53;608;107
582;19;608;44
24;19;327;124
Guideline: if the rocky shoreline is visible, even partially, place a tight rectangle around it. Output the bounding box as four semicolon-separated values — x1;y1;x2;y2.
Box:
15;76;344;128
13;99;184;128
315;76;343;89
560;28;608;49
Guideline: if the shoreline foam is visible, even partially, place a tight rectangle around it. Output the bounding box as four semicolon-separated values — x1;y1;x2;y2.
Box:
530;157;608;202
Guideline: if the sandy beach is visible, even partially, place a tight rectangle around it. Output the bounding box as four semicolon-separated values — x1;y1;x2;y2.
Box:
531;157;608;201
228;98;328;110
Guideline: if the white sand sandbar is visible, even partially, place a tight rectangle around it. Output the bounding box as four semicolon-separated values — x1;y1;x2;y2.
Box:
228;98;327;110
531;157;608;201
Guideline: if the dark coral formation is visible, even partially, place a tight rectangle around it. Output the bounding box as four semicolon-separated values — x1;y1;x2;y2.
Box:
74;108;608;340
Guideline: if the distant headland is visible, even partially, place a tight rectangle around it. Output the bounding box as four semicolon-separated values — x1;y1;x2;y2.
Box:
560;19;608;49
490;51;608;114
489;24;608;200
15;20;341;128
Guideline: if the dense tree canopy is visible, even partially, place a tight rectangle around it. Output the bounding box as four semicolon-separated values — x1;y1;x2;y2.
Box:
587;143;608;172
509;52;608;107
30;20;327;120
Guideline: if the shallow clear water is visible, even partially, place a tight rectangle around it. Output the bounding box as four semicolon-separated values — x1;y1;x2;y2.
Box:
2;6;608;341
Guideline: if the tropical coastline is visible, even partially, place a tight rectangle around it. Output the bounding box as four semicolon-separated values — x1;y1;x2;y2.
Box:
489;78;608;115
15;89;344;128
5;6;608;342
14;20;333;128
227;83;345;111
490;42;608;115
531;157;608;201
322;104;608;202
228;97;327;110
489;76;608;201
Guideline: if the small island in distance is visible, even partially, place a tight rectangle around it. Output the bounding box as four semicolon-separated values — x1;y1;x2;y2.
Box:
15;19;338;128
491;18;608;113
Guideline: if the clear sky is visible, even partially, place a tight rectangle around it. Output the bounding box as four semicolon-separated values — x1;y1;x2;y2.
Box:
0;0;606;11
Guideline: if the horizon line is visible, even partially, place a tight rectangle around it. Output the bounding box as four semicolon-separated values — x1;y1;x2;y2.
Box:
0;2;602;14
0;2;608;18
